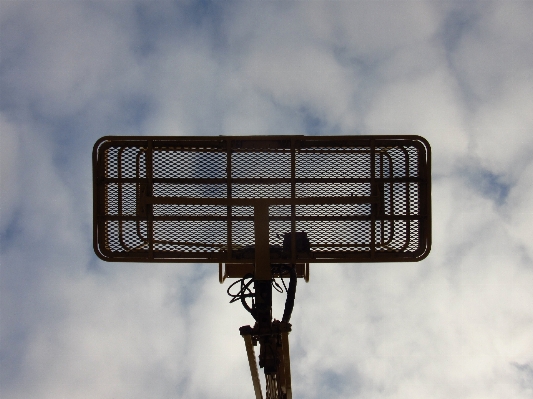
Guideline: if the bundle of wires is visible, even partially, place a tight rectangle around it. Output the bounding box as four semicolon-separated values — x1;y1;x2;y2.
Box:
227;265;297;323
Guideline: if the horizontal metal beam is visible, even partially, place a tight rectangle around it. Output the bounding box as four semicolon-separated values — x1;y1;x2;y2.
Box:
100;214;426;222
143;195;379;206
100;177;425;184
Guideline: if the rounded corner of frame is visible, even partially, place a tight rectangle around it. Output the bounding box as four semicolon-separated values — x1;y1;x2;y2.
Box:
414;243;432;262
92;136;114;156
93;244;114;262
411;135;431;153
93;135;110;147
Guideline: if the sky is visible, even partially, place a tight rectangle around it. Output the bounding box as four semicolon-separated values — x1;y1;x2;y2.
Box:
1;1;533;398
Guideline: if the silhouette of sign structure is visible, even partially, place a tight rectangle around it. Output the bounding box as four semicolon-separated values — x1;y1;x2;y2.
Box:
93;135;431;264
93;134;431;399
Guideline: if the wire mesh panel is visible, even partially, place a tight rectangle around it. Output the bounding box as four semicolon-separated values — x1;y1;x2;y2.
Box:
93;135;431;262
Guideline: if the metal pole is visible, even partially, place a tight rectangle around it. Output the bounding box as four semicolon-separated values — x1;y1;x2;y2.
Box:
281;331;292;399
254;205;271;281
241;330;263;399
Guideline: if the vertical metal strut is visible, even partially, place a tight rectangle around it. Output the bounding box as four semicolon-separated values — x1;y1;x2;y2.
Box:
241;326;263;399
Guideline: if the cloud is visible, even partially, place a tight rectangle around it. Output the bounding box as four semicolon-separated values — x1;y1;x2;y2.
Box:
1;1;533;398
0;115;22;232
366;67;469;176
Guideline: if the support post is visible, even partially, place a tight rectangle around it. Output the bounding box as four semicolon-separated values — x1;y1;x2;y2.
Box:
254;205;272;331
240;326;263;399
281;330;292;399
254;205;271;280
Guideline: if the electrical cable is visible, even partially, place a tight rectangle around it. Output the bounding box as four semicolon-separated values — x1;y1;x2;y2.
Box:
227;265;298;323
281;265;297;323
227;273;256;319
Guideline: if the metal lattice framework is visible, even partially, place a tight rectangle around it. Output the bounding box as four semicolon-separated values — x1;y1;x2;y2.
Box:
93;135;431;263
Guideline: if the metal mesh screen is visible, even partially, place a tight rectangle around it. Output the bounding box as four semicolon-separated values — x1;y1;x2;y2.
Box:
93;135;431;262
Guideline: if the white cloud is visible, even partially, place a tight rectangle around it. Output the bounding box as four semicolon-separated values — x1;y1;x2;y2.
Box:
366;68;469;175
504;161;533;261
450;0;533;103
469;77;533;179
0;115;21;232
1;1;533;398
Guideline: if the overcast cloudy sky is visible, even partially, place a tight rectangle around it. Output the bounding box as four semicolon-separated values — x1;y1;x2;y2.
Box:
1;1;533;398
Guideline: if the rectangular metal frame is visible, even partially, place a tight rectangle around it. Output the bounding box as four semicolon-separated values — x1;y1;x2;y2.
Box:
93;135;431;263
